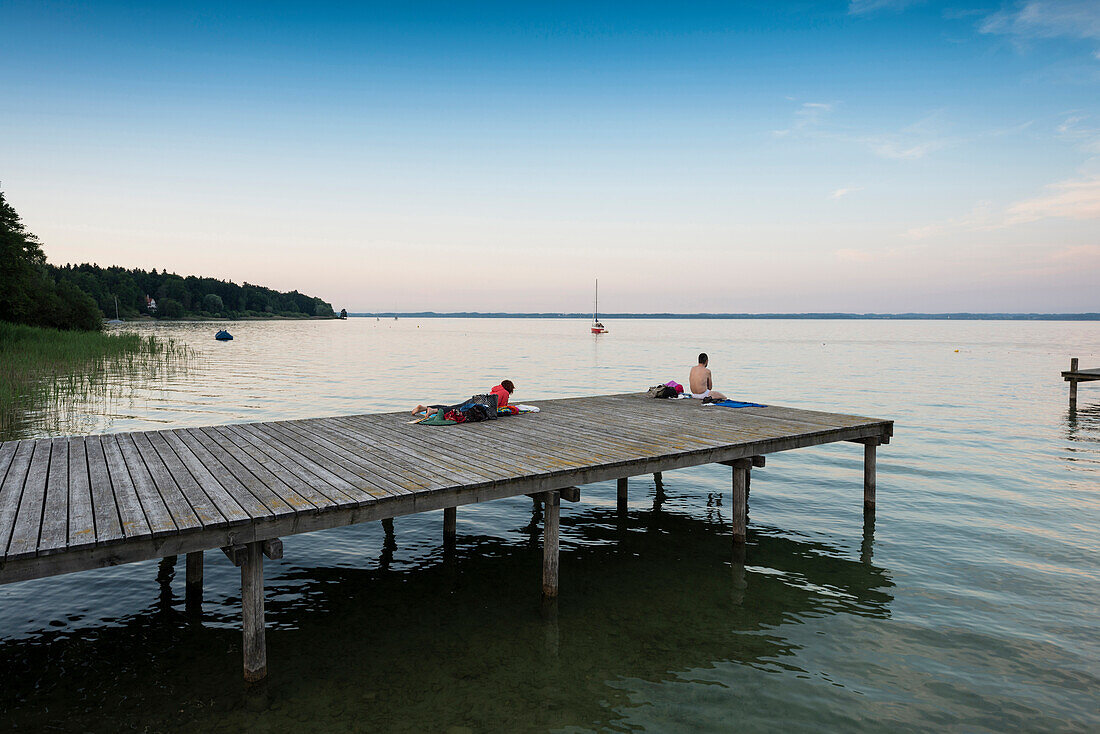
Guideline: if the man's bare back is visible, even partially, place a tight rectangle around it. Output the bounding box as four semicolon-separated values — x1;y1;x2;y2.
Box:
689;353;727;400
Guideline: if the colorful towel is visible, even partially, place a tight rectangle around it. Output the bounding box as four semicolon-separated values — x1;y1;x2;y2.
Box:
417;412;458;426
702;400;766;408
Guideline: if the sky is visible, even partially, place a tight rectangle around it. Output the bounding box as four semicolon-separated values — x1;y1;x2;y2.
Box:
1;0;1098;313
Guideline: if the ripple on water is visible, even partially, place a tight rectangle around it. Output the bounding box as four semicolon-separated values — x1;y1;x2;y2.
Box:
0;319;1098;732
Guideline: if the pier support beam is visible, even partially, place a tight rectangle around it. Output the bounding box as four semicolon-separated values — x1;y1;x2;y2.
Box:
541;491;560;599
731;459;750;544
241;541;267;683
863;438;878;513
616;478;628;513
185;551;203;608
1069;357;1079;411
443;506;456;550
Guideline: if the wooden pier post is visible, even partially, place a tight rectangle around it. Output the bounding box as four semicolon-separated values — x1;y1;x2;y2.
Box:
864;438;878;512
241;541;267;682
1070;357;1079;410
731;459;749;544
542;491;560;599
616;477;628;513
185;551;203;608
443;506;456;549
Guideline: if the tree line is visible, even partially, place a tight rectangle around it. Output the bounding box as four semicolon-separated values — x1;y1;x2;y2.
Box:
1;189;335;330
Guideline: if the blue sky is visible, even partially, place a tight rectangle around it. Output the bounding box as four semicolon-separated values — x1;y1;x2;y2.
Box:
2;1;1098;312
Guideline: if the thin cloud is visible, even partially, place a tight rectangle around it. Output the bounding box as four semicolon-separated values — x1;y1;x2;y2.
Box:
1056;114;1100;153
773;101;836;137
980;0;1100;61
906;175;1100;238
980;1;1100;42
849;0;923;15
830;187;862;199
858;113;954;160
1004;175;1100;224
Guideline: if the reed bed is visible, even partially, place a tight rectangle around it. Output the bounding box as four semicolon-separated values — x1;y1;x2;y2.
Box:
0;323;194;440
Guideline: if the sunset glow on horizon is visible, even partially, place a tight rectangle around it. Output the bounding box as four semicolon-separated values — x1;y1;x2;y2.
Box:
2;1;1098;313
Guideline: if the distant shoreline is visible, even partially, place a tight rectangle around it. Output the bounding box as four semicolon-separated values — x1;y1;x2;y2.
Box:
349;312;1100;321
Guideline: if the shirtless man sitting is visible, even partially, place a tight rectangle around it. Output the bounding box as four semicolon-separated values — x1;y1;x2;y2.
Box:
688;353;727;401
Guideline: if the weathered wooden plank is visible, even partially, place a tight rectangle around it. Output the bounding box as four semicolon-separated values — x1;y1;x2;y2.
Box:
36;438;69;556
361;413;593;477
105;434;163;538
145;431;237;527
0;442;18;492
173;429;296;518
346;412;535;476
85;436;125;545
194;426;325;512
0;441;33;556
66;438;97;551
8;440;53;559
159;430;263;522
120;433;197;533
240;423;379;505
206;425;345;510
274;420;423;496
316;418;473;488
131;432;207;529
231;423;366;501
322;417;500;488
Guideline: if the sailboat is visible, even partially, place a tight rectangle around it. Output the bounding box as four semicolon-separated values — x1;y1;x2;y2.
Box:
106;296;123;325
591;278;607;334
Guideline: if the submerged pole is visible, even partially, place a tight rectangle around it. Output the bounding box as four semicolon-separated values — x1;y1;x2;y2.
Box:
185;551;203;609
616;477;628;513
731;460;749;544
864;438;878;512
241;541;267;682
542;491;560;599
1070;357;1079;411
443;506;456;549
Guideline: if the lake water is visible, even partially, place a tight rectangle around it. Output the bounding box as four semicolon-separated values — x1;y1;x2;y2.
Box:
2;318;1098;732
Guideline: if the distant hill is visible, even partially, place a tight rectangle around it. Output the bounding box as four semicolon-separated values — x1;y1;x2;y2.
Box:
350;312;1100;321
51;263;336;321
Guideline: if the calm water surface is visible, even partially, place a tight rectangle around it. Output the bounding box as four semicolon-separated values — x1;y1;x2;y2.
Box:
2;318;1098;732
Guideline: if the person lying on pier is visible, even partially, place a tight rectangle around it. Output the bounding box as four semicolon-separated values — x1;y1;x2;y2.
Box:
689;353;727;401
413;380;514;418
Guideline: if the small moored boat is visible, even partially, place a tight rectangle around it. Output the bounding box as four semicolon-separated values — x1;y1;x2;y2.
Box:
215;330;233;341
591;278;608;334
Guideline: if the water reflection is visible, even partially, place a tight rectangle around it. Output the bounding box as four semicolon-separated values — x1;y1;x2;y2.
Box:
0;503;893;732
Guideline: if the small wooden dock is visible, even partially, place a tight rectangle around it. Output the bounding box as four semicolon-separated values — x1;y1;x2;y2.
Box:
0;393;892;681
1063;357;1100;410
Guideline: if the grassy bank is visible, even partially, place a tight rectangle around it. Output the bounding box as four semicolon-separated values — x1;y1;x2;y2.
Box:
0;322;193;440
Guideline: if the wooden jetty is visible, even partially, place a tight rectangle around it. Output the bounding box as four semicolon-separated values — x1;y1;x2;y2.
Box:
0;393;892;682
1063;357;1100;410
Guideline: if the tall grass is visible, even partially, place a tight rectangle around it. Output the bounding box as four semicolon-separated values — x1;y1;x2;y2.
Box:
0;322;193;440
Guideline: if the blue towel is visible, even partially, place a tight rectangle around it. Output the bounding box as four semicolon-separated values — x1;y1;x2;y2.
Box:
710;399;766;408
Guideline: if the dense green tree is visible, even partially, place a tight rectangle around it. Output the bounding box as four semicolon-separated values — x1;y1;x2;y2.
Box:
2;188;336;326
158;298;184;318
202;293;224;313
0;190;103;330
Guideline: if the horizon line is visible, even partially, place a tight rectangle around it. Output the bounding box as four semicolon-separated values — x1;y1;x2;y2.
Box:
346;312;1100;321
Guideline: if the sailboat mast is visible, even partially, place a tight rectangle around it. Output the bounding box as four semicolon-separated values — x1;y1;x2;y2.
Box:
594;278;598;320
